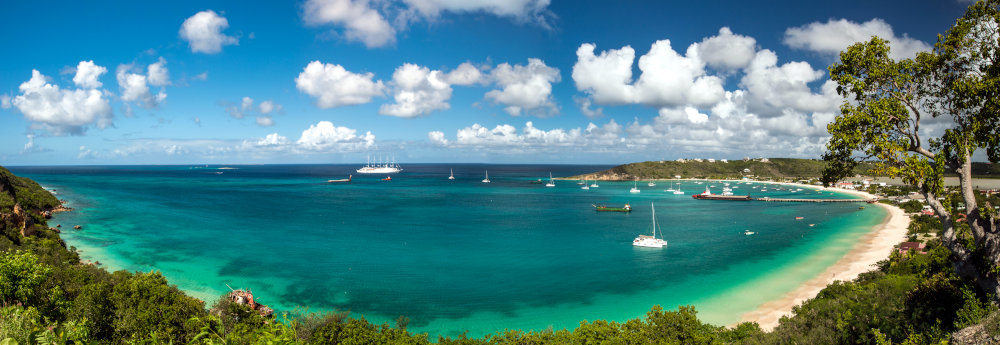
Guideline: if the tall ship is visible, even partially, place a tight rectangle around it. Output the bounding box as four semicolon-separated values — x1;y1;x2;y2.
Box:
356;154;402;174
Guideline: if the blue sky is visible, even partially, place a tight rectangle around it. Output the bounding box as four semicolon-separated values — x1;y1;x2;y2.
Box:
0;0;972;165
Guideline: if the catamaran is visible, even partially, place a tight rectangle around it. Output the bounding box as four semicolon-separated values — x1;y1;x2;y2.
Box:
581;180;590;190
545;172;555;187
448;168;455;180
482;170;490;183
590;180;600;188
356;154;402;174
672;183;685;195
633;203;668;248
630;179;640;193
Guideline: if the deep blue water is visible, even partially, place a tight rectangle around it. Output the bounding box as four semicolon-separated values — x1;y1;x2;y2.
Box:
10;164;884;337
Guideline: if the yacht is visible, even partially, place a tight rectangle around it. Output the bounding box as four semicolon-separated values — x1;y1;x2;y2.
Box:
482;170;490;183
356;154;402;174
633;203;668;248
448;168;455;180
629;180;640;193
545;172;555;187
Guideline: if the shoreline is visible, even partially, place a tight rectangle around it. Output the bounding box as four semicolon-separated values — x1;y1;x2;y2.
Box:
736;185;909;330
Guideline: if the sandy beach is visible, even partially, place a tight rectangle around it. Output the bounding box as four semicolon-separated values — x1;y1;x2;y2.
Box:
737;185;910;330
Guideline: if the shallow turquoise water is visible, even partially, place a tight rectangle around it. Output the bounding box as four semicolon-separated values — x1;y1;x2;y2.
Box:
12;164;884;337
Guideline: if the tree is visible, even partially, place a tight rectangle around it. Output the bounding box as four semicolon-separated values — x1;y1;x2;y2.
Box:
823;0;1000;298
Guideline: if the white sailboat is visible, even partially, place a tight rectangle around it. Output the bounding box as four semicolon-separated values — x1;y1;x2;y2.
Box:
590;180;599;188
581;180;590;190
545;172;555;187
633;203;668;248
672;183;685;195
630;179;640;193
448;168;455;180
648;180;656;187
482;170;490;183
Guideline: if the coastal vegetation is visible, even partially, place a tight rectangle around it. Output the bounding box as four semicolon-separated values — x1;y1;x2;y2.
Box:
2;161;996;344
573;158;876;181
822;0;1000;307
3;1;1000;343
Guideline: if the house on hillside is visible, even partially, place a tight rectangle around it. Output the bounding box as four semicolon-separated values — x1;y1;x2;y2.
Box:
898;242;927;255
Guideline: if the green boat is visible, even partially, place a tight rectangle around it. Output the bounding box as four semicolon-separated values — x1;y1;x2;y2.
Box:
594;203;631;212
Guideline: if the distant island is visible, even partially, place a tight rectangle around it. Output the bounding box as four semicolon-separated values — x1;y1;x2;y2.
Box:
569;157;999;182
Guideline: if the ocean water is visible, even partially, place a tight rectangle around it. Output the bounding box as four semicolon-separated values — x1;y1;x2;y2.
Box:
11;164;885;337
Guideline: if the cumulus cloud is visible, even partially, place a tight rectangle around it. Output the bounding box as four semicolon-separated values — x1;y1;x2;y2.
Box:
380;63;452;117
740;49;840;117
302;0;396;48
295;121;376;151
116;63;166;108
444;62;485;86
72;60;107;88
697;27;757;70
428;130;448;145
783;18;931;60
10;69;113;135
575;96;604;118
485;58;560;116
432;119;624;151
295;60;385;108
572;39;724;108
180;10;239;54
147;57;170;86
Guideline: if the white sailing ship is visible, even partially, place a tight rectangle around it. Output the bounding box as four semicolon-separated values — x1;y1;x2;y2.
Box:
633;203;668;248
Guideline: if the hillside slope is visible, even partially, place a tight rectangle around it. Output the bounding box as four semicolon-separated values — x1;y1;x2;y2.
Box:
570;158;875;181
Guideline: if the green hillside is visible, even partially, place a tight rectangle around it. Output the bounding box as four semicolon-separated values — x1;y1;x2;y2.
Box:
571;158;876;181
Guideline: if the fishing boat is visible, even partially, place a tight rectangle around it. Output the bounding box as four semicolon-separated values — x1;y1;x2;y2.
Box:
545;172;555;187
327;175;352;183
382;176;392;181
630;180;640;193
691;186;750;200
633;203;667;248
530;179;544;184
448;169;455;180
594;203;630;212
482;170;491;183
356;154;402;174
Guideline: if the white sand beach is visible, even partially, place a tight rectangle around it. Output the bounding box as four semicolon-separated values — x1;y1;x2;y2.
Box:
738;186;910;330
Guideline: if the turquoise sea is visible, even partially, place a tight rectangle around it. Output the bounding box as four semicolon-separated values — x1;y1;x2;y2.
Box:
11;164;885;337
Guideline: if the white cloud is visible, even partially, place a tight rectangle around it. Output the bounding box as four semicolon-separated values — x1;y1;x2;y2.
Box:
572;40;724;108
179;10;239;54
428;130;448;145
11;69;113;135
295;60;385;108
302;0;554;49
572;43;636;105
296;120;376;150
116;61;168;109
72;60;107;89
633;39;724;107
740;50;840;117
256;116;274;127
78;146;95;159
259;100;280;114
1;95;11;109
485;58;560;116
379;63;452;117
574;96;604;118
433;120;624;151
444;62;485;86
147;57;170;86
783;18;931;60
400;0;553;27
302;0;396;48
697;27;757;70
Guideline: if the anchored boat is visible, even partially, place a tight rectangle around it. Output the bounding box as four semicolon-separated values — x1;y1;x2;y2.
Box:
594;203;631;212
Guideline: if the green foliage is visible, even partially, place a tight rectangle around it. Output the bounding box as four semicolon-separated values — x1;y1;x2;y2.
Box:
109;271;205;344
0;167;60;213
0;251;52;306
899;200;924;213
579;158;875;181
